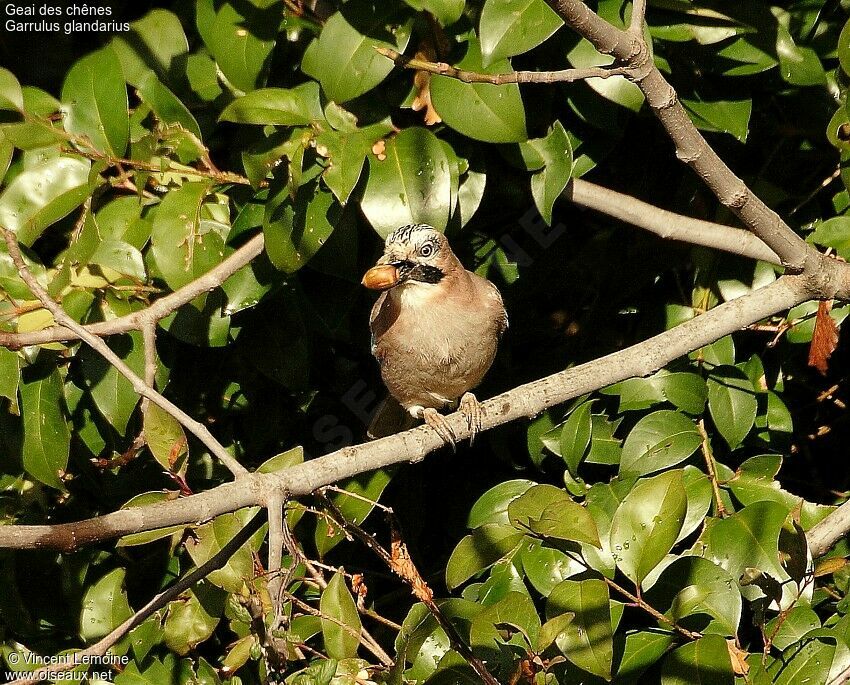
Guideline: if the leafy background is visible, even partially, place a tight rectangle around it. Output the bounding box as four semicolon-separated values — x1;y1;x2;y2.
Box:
2;0;850;682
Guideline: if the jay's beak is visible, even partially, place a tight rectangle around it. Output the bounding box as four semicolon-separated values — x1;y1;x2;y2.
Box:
362;259;416;290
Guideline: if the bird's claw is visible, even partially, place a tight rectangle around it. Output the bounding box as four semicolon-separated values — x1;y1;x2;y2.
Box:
459;392;483;445
422;407;457;451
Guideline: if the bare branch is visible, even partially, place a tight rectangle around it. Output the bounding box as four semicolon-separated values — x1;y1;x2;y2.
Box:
543;0;815;272
8;511;264;685
266;490;288;631
376;46;629;84
567;179;781;264
2;229;249;479
0;275;814;552
0;233;265;348
630;0;647;33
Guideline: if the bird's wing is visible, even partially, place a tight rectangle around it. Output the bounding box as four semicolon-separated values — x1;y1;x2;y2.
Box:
471;272;508;338
369;292;387;357
367;395;418;439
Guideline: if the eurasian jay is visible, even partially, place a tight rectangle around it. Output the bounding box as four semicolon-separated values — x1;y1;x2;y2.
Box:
362;224;508;447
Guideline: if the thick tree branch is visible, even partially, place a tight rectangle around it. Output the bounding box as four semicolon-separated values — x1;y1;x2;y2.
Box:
0;232;265;348
567;178;781;264
544;0;813;272
376;46;629;83
0;275;817;551
8;511;265;685
2;229;248;478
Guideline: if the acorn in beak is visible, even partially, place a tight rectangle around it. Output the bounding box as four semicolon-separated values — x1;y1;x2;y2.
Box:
362;263;401;290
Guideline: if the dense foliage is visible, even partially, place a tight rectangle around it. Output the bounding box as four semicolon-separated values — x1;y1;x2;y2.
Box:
3;0;850;683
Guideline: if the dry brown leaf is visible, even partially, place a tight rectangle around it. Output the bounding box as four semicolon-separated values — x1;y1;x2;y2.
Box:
726;640;750;676
808;299;839;375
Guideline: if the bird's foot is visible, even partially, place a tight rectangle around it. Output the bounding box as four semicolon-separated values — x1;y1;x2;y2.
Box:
412;406;457;451
458;392;483;445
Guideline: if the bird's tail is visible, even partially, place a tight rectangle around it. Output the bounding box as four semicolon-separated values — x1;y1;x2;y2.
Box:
367;396;417;439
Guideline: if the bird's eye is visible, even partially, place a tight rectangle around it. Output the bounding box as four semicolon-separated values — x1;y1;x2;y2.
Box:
419;243;435;258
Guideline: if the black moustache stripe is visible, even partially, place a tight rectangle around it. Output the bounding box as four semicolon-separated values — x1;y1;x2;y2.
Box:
412;264;445;283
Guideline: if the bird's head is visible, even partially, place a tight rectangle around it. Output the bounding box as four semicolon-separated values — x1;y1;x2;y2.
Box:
362;224;458;291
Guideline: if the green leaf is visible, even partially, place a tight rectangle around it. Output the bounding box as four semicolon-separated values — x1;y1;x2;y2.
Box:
520;539;583;596
220;84;320;126
185;509;265;594
89;239;146;281
479;0;562;66
195;0;278;93
150;182;225;290
707;366;757;449
431;33;527;143
537;612;575;651
507;484;600;546
728;455;832;530
774;9;826;87
567;37;643;112
321;572;362;660
610;470;687;586
467;479;536;528
0;68;23;111
20;363;70;489
143;403;188;473
61;47;129;156
111;9;189;87
619;410;702;478
446;524;524;590
661;634;733;684
522;121;573;224
809;216;850;260
163;582;225;655
0;156;91;246
264;178;340;273
698;500;791;604
768;629;850;685
681;93;752;143
302;3;412;103
136;71;202;140
679;466;713;543
81;331;145;435
314;470;392;556
0;348;20;414
470;589;541;650
547;578;613;680
660;372;708;415
317;119;393;205
765;606;820;650
403;0;465;26
80;568;134;640
617;630;674;681
560;401;592;474
360;127;454;237
645;556;741;636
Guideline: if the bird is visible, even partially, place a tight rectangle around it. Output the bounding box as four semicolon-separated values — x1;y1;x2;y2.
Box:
362;223;507;448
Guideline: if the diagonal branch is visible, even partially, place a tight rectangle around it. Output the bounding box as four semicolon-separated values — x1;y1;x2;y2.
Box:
7;510;265;685
544;0;815;272
0;275;817;551
2;229;248;479
0;232;265;348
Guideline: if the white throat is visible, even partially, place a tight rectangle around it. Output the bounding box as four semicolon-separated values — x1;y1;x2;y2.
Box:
392;280;439;309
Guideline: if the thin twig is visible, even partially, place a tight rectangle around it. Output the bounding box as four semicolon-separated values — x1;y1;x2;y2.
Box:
8;511;265;685
698;419;728;518
317;493;500;685
283;591;394;667
375;46;629;84
2;229;248;479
